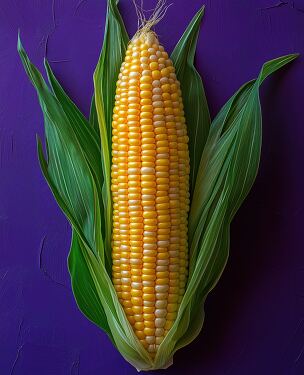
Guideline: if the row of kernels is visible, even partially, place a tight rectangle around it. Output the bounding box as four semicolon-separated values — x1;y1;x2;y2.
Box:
138;38;158;351
112;77;131;309
175;90;190;306
112;82;126;301
152;58;171;352
126;57;144;335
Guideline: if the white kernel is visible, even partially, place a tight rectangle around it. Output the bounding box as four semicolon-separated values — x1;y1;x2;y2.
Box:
128;97;139;103
128;168;140;174
152;80;161;87
121;270;130;277
129;78;139;85
142;69;152;76
156;50;162;57
152;101;164;108
128;90;138;97
141;167;155;174
148;47;156;54
146;336;155;344
118;229;127;235
140;57;148;64
156;292;168;300
128;200;141;205
155;328;164;337
129;71;140;78
155;285;169;293
144;231;156;237
131;282;142;289
148;344;157;353
150;54;158;61
132;52;140;58
158;64;165;69
156;265;167;272
152;87;162;94
155;318;166;328
155;309;167;318
121;278;131;284
130;259;142;265
155;300;167;309
160;77;169;84
153;115;165;121
129;205;142;211
166;115;175;121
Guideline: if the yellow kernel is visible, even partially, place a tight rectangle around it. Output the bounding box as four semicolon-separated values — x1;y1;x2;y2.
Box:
149;62;159;70
152;70;161;80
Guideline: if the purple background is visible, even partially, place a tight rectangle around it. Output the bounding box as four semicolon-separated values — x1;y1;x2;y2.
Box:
0;0;303;374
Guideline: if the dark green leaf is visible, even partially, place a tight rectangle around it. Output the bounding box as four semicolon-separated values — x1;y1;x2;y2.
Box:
89;93;100;135
68;230;113;340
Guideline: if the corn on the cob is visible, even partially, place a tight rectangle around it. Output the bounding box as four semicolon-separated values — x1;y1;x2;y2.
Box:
111;30;190;356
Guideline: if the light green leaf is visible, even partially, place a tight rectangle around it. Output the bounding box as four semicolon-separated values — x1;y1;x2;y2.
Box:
171;6;211;196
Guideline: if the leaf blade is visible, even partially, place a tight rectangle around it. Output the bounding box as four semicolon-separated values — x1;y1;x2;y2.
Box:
171;6;211;195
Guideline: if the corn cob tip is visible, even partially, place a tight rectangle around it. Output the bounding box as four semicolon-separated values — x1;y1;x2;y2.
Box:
132;0;171;40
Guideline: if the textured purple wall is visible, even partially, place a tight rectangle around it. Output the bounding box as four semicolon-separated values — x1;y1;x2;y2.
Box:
0;0;303;374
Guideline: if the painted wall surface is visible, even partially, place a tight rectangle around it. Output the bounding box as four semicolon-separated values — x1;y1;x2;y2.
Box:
0;0;303;374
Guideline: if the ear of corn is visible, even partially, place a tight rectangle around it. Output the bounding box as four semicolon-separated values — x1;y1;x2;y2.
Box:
18;0;298;370
111;32;190;355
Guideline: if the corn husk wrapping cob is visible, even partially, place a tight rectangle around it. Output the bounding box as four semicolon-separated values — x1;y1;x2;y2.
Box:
18;0;298;371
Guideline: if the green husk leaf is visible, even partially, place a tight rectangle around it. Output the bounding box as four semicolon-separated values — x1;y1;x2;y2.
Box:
19;37;114;339
18;36;104;260
93;0;129;258
89;93;100;135
68;230;113;337
38;137;110;335
153;54;298;368
44;60;107;258
171;6;211;196
44;59;100;141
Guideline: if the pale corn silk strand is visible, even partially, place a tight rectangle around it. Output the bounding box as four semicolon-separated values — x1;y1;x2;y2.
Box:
111;0;190;358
